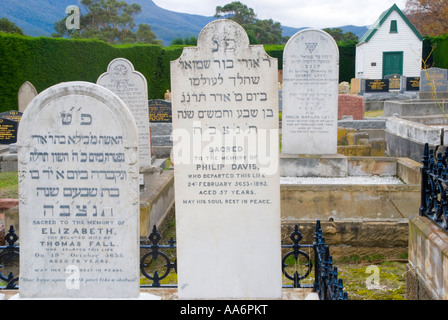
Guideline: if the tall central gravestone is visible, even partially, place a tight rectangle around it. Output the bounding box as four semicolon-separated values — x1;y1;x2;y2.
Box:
281;28;339;155
97;58;152;167
171;19;282;299
17;82;141;299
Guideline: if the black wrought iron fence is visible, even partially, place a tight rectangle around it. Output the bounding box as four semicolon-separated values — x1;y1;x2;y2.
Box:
0;220;347;300
420;143;448;230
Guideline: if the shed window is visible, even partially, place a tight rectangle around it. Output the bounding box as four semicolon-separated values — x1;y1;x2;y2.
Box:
390;20;398;33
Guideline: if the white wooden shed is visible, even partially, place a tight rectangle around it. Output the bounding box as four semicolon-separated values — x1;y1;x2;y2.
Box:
355;3;423;79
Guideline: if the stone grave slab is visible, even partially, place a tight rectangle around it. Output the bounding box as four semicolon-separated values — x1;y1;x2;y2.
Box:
18;81;38;112
149;99;172;158
17;81;141;299
420;67;448;92
384;74;401;91
170;19;282;299
0;118;18;145
97;58;152;167
400;76;420;93
281;28;339;154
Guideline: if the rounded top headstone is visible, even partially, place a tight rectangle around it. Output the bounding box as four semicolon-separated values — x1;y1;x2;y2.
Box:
18;81;138;149
197;19;250;52
284;28;339;62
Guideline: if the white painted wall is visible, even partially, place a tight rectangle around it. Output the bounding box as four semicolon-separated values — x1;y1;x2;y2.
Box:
356;10;422;79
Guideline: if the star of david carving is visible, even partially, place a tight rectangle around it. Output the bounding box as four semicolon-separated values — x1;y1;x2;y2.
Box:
305;43;318;54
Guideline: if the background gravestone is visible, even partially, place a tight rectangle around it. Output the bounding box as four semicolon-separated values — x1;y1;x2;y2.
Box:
148;99;172;158
0;111;22;145
18;81;38;112
420;67;448;92
384;74;401;91
281;28;339;154
365;79;389;93
171;19;282;299
17;81;140;299
97;58;152;167
0;118;19;145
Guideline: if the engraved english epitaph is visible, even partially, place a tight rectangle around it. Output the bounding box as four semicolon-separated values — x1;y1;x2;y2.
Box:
171;19;282;299
17;82;140;299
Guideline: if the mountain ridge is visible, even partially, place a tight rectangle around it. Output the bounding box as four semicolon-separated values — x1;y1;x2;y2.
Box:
1;0;368;45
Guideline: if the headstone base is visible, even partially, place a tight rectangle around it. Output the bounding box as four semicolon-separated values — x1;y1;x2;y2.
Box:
384;100;446;117
280;154;348;177
417;91;448;100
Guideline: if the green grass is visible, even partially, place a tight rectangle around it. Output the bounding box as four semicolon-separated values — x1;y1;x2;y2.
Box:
0;171;18;199
364;110;384;118
335;254;408;300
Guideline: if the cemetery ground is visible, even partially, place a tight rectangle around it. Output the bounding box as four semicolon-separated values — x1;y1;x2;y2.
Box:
0;170;408;300
142;211;408;300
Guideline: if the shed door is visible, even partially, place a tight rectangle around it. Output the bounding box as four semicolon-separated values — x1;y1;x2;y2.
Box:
383;52;403;78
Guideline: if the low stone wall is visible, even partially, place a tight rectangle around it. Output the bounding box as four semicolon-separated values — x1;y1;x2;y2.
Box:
281;184;419;221
282;220;409;258
385;116;445;162
407;215;448;300
139;169;175;239
384;100;445;117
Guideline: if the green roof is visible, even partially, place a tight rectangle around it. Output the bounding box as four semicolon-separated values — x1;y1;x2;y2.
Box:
358;3;423;45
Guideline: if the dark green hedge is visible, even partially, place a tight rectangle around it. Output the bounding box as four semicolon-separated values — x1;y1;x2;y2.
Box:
0;33;183;112
2;33;447;113
265;41;356;83
424;35;448;69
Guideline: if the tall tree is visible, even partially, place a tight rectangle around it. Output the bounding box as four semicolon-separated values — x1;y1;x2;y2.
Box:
404;0;448;36
0;17;24;35
323;28;358;42
214;1;256;25
214;1;283;44
53;0;161;44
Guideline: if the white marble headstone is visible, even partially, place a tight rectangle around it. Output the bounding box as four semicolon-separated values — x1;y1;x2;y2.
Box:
97;58;152;167
17;81;140;299
171;19;282;299
18;81;38;112
282;29;339;154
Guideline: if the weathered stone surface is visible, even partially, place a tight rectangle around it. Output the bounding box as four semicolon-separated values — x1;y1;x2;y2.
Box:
420;67;448;92
98;58;152;167
280;154;348;177
18;81;38;112
281;29;339;154
170;19;281;299
17;81;140;299
408;215;448;300
338;94;364;120
281;184;420;221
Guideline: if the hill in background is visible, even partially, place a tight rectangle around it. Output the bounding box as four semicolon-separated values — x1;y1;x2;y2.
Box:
2;0;368;46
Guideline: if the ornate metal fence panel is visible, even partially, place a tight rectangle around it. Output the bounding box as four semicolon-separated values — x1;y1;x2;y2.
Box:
0;226;19;289
420;143;448;230
1;220;347;300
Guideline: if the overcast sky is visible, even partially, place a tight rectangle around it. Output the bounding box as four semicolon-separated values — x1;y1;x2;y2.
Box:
153;0;408;29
